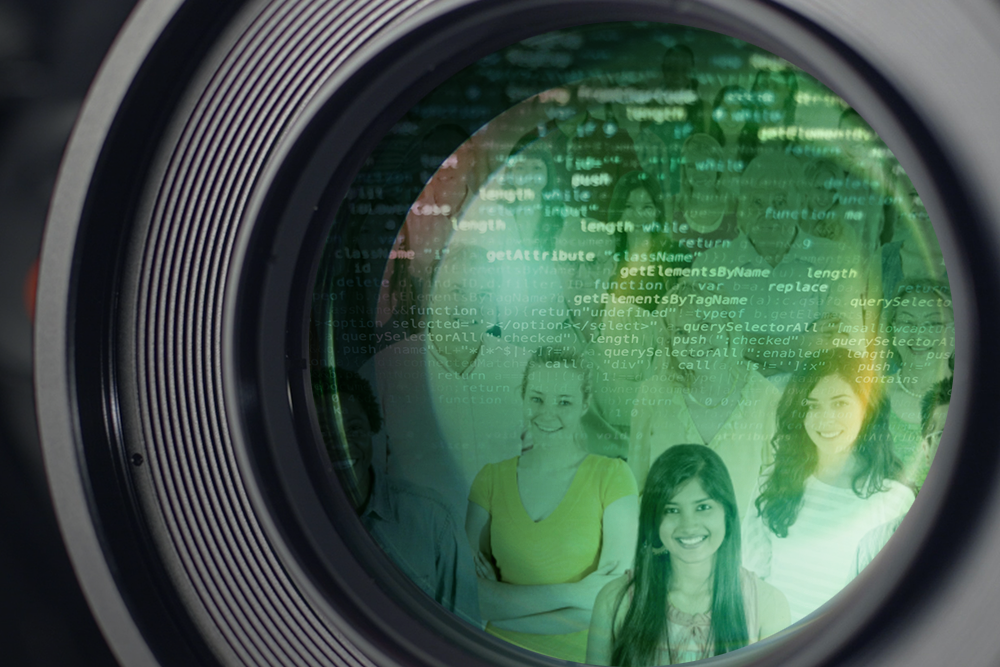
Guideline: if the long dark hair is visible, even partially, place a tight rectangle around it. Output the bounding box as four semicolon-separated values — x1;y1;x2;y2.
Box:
505;142;563;251
606;170;667;255
708;85;757;168
612;445;748;666
755;349;902;537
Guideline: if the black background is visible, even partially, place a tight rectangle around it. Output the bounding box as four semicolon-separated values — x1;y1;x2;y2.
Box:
0;1;134;664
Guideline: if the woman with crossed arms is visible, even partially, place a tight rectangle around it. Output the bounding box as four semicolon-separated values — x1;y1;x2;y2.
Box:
466;347;639;661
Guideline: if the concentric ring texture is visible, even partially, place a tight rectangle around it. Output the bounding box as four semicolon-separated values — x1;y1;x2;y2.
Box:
130;0;429;663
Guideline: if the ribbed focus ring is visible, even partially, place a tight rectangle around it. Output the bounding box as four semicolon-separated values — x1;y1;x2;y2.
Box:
132;0;423;663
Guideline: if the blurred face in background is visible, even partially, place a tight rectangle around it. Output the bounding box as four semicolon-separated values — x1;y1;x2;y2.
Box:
898;173;929;219
755;70;794;122
333;394;374;511
682;141;722;191
713;88;750;138
662;48;694;90
426;253;495;341
739;156;802;255
741;185;798;250
805;165;840;214
890;297;954;368
555;227;616;313
427;148;474;210
922;402;949;467
893;172;936;248
417;126;474;210
668;299;733;375
623;187;659;229
539;86;578;122
505;154;549;193
635;127;670;179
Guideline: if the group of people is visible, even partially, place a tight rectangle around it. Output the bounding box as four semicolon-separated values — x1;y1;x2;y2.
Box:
321;339;951;664
312;41;956;666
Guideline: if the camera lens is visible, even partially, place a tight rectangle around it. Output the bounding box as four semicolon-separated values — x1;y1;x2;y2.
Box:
35;1;1000;666
307;20;954;664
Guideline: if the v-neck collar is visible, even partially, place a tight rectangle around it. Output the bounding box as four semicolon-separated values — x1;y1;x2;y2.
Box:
674;379;752;447
514;454;592;524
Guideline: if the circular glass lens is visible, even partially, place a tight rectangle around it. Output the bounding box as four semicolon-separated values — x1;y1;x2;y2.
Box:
309;21;953;663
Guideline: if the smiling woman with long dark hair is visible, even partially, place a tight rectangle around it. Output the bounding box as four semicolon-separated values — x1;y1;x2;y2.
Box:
743;349;915;623
587;446;789;665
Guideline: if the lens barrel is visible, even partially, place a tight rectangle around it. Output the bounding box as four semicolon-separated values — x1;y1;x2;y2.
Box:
35;1;1000;666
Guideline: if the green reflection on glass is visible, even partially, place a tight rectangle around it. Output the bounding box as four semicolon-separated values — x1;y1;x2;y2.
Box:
309;22;952;664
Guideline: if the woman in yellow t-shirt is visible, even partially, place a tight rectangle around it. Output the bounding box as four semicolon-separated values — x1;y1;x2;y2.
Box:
465;347;639;662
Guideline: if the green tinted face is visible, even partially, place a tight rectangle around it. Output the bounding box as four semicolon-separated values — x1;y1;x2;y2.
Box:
309;22;953;660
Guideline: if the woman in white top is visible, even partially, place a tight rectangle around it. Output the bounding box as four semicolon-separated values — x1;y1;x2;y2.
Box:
742;349;915;623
